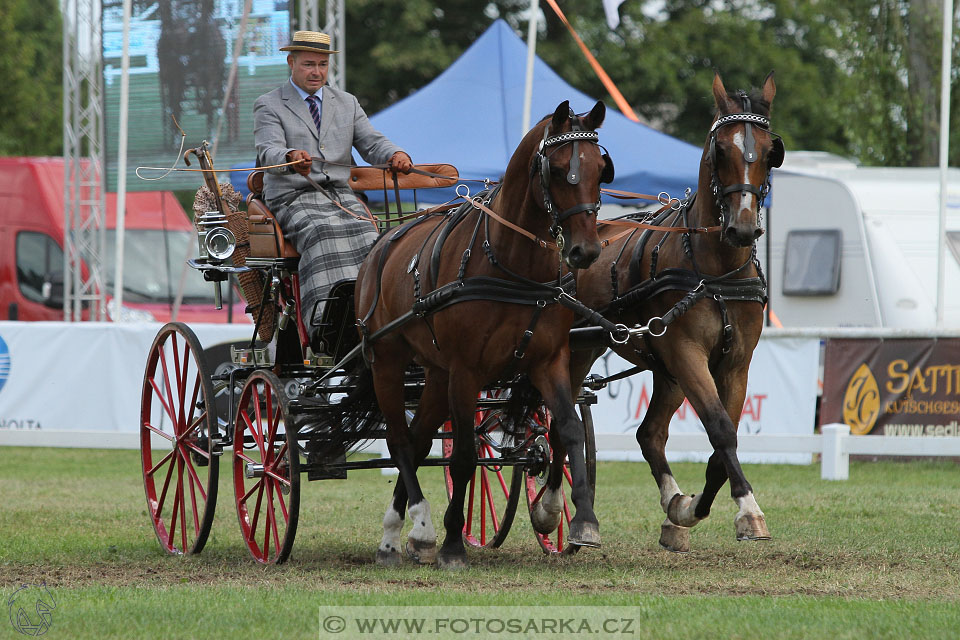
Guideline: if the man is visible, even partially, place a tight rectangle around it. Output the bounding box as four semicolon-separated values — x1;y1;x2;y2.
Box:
253;30;412;352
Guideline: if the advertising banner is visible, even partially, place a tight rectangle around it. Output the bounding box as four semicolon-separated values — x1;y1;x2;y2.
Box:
0;322;251;435
821;338;960;437
587;337;820;463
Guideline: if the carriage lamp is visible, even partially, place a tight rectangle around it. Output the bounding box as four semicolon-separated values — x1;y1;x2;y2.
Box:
204;226;237;261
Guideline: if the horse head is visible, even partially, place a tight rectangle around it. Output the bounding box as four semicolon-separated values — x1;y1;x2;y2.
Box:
520;100;610;269
705;72;782;248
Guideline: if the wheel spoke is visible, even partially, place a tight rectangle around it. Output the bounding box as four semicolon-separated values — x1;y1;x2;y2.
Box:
167;457;182;550
264;468;292;487
464;472;476;533
248;482;265;542
481;469;500;530
276;484;289;521
186;450;201;537
185;372;202;438
184;439;210;461
155;447;178;515
262;483;272;558
144;421;175;443
149;377;178;428
267;482;280;558
235;450;260;467
178;456;189;551
183;450;208;502
241;478;263;504
146;448;175;478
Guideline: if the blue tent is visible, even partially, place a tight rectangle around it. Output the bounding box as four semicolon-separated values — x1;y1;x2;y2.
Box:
369;19;701;203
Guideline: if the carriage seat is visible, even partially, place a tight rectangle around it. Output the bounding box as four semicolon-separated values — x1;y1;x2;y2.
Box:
245;171;299;259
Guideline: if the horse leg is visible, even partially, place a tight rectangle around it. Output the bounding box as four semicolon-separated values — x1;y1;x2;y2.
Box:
531;362;599;548
670;356;769;542
635;372;692;552
530;424;565;536
376;369;449;565
437;371;481;570
531;349;605;536
372;350;437;566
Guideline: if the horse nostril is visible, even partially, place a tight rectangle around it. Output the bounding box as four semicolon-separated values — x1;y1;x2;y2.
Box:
753;228;764;239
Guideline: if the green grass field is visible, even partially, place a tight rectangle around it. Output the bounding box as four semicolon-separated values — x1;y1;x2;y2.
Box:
2;447;959;639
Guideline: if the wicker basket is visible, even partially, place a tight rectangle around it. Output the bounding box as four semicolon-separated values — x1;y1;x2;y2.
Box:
193;185;275;341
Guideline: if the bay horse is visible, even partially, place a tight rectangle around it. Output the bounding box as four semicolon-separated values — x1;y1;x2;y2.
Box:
354;101;613;569
570;72;783;552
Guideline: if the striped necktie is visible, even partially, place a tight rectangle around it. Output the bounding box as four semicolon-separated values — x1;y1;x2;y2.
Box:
306;95;322;136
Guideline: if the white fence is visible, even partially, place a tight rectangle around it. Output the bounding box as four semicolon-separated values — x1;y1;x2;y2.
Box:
596;424;960;481
4;423;960;481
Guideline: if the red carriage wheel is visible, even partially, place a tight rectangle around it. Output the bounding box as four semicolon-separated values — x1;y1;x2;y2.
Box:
232;370;301;564
140;322;220;555
442;391;522;548
525;402;597;555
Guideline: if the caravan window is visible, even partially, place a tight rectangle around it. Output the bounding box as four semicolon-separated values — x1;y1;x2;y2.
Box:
783;229;841;296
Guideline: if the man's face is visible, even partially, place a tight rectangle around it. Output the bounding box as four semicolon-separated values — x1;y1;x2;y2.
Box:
288;51;329;94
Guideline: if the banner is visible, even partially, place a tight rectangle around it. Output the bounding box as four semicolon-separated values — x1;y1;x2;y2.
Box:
821;338;960;437
0;322;251;434
587;337;820;463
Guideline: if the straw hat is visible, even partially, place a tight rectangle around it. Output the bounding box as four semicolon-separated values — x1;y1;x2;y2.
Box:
280;31;339;54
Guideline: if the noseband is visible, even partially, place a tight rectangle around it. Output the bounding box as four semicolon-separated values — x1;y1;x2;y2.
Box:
533;119;604;244
708;92;783;228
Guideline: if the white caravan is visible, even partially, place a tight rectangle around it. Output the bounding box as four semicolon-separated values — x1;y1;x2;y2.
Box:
760;153;960;328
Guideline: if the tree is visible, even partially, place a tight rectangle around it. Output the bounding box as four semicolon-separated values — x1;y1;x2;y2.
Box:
0;0;63;155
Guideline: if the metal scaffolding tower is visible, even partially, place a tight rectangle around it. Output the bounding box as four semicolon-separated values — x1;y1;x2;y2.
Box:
298;0;345;90
62;0;107;321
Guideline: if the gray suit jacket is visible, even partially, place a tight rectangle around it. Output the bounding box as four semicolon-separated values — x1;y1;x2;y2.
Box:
253;81;404;206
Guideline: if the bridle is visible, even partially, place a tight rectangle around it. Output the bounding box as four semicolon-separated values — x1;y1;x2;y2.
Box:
531;112;613;247
707;91;784;229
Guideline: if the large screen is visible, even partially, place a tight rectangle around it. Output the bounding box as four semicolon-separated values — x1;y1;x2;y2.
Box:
103;0;291;192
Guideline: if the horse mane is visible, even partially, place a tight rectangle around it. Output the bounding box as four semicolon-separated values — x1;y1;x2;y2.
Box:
724;88;771;117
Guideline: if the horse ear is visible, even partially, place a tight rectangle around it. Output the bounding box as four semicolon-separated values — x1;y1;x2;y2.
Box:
762;70;776;106
713;71;739;111
584;101;606;130
552;101;570;131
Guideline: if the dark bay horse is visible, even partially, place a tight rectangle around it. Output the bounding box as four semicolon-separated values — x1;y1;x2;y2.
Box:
571;72;783;552
354;101;612;568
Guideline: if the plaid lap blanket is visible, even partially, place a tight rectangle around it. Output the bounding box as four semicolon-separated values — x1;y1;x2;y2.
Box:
272;186;380;327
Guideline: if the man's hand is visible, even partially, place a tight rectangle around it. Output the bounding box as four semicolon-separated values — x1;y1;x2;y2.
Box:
389;151;413;174
286;150;312;176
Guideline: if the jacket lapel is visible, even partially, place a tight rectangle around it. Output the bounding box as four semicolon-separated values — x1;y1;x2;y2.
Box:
317;87;334;143
282;82;319;140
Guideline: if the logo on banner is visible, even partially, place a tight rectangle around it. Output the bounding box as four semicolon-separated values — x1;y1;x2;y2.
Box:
0;335;10;395
842;363;879;435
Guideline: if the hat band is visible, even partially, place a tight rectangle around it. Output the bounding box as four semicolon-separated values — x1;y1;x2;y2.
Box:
289;40;333;51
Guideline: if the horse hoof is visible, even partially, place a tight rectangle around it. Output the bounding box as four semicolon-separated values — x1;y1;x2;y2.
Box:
659;521;691;553
568;521;601;548
437;551;469;571
531;503;563;535
406;538;437;565
667;493;702;528
376;549;403;566
735;514;771;541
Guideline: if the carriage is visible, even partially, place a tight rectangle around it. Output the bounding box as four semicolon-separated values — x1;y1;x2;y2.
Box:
140;132;617;564
141;76;783;566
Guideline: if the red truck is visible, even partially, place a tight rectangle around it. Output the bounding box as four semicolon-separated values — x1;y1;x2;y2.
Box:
0;156;247;322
